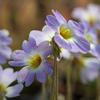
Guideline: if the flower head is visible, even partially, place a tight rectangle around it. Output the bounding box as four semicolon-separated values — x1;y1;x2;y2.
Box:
9;37;53;86
45;10;90;53
72;4;100;30
80;58;100;83
0;66;23;99
0;29;12;64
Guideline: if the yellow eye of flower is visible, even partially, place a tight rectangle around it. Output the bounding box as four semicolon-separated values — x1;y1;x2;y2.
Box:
85;34;93;43
87;16;96;26
28;54;42;69
0;84;6;96
60;25;72;39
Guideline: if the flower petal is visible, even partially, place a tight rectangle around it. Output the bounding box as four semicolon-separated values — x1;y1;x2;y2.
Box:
6;84;23;98
1;68;16;86
36;71;46;83
9;61;26;67
25;70;34;87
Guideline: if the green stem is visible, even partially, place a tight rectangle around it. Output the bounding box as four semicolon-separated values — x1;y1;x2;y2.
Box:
66;60;72;100
54;54;58;100
0;96;4;100
97;70;100;100
42;84;46;100
51;40;59;100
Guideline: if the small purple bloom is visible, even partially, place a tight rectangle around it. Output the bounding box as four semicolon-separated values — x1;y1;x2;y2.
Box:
9;37;53;86
0;29;12;64
45;10;90;53
80;58;100;83
72;4;100;30
0;66;23;99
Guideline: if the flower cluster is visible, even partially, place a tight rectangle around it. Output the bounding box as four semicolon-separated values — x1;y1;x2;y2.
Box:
0;3;100;99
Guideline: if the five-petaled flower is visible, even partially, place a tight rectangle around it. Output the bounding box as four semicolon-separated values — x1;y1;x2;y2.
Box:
45;10;90;53
9;37;53;86
72;4;100;30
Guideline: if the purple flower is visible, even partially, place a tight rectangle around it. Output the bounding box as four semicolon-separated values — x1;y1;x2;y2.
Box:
45;10;90;53
72;4;100;30
0;66;23;99
0;29;12;64
80;58;100;83
90;44;100;58
9;37;53;86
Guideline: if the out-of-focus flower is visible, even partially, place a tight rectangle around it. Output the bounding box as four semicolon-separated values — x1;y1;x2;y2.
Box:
45;10;90;53
0;29;12;64
72;4;100;30
0;66;23;100
90;44;100;59
9;37;53;86
80;58;100;83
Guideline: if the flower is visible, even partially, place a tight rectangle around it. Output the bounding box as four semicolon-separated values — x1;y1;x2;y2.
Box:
0;29;12;64
80;58;100;83
0;66;23;100
72;4;100;30
45;10;90;53
9;37;53;86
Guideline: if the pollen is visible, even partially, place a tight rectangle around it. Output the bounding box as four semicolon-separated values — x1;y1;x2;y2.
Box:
28;54;42;69
60;25;72;40
85;34;93;43
0;84;6;96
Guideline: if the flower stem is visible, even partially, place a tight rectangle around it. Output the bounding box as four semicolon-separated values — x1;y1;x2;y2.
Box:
42;84;46;100
0;96;4;100
97;70;100;100
54;54;58;100
51;39;59;100
66;60;72;100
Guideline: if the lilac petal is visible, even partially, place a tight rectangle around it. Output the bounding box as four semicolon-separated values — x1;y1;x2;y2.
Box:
25;71;34;87
71;42;80;53
22;40;33;53
0;54;6;64
68;20;84;36
17;67;30;83
44;61;53;75
46;15;59;31
36;71;46;83
0;29;12;45
52;10;66;24
0;45;12;59
74;36;90;53
46;15;59;27
1;68;16;86
54;34;71;50
28;37;36;48
9;61;26;67
90;44;100;58
6;84;23;98
11;50;26;60
37;41;52;57
29;30;49;45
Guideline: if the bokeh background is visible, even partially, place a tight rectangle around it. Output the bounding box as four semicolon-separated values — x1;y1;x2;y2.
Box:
0;0;100;100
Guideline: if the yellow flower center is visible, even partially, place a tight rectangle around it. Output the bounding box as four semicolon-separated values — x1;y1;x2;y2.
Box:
60;25;72;39
0;84;6;96
85;34;93;43
87;16;96;26
28;54;42;69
